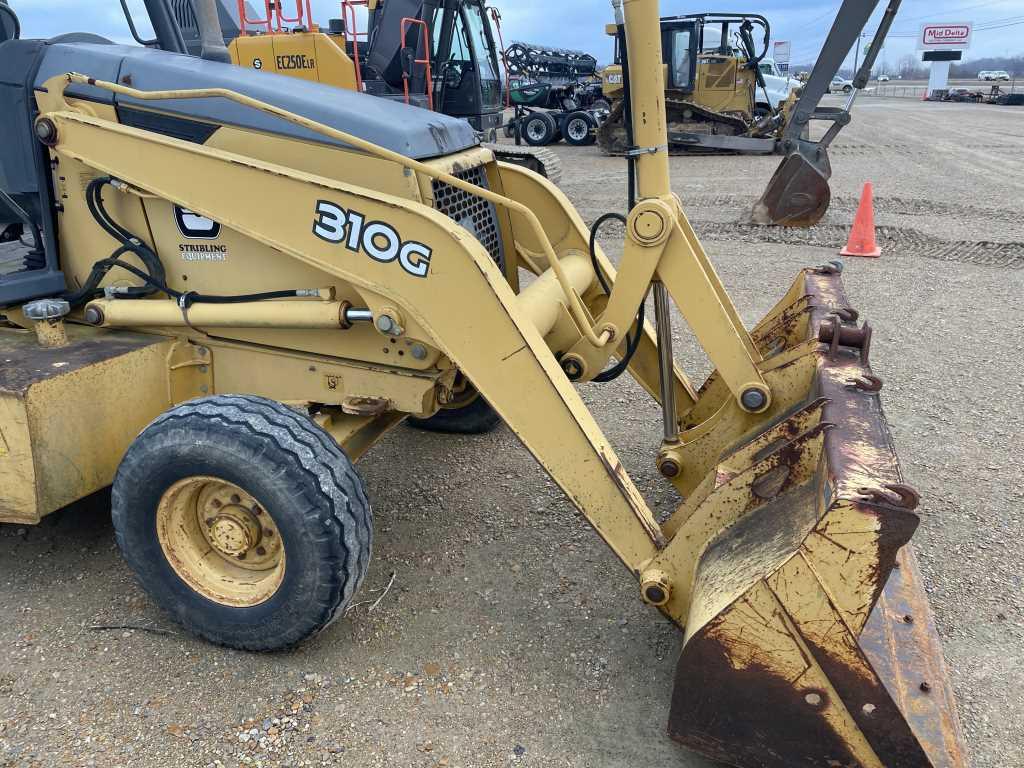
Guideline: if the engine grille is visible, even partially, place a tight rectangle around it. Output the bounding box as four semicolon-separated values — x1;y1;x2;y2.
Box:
431;166;505;269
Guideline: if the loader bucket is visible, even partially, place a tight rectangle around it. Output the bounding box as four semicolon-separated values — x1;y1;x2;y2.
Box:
751;141;832;227
665;269;967;768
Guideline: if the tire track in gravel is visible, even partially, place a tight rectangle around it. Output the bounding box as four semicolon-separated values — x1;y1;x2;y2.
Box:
680;193;1022;224
694;221;1024;268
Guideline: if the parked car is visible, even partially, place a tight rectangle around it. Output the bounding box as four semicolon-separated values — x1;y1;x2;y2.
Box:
877;74;890;81
829;75;854;93
979;70;1011;81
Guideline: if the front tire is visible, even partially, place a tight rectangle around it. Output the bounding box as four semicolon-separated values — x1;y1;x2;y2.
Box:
112;395;372;651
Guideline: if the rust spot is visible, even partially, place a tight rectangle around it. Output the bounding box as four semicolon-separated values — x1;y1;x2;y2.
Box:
669;627;859;768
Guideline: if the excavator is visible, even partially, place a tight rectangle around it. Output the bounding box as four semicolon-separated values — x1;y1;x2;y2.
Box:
0;0;966;766
600;3;902;227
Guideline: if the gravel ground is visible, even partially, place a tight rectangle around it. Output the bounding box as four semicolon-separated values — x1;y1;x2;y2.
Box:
1;97;1022;768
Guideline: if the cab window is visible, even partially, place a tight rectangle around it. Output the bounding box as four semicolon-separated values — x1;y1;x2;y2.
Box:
463;5;498;80
672;29;693;88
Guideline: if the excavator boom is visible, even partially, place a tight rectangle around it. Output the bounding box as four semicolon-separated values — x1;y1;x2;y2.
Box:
752;0;903;226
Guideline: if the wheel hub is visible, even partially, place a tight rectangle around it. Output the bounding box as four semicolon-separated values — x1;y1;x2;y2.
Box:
207;508;261;557
156;476;286;606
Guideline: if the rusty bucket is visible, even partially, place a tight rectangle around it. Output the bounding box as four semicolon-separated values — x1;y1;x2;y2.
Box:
662;268;967;768
751;142;833;227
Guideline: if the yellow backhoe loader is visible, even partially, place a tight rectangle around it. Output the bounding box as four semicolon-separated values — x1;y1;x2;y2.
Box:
0;0;965;766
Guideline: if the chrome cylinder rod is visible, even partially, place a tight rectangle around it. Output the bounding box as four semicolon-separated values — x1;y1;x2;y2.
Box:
653;282;678;443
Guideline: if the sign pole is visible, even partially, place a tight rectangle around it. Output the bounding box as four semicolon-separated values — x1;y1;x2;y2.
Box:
917;22;972;99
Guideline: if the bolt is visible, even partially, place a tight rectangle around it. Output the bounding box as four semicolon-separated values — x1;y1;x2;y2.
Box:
561;358;584;381
740;387;768;412
205;518;215;526
264;528;274;538
83;306;104;325
211;499;222;508
256;547;267;557
920;681;931;693
230;494;241;504
375;314;395;334
198;365;208;374
659;459;681;479
252;505;262;516
411;344;428;360
35;118;58;146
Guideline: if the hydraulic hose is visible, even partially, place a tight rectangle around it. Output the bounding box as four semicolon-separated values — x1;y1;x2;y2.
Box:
70;176;312;309
588;212;646;383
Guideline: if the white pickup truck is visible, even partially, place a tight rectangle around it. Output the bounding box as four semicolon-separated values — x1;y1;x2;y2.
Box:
755;58;799;115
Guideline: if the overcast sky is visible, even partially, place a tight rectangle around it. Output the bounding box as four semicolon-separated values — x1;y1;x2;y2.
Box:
11;0;1024;70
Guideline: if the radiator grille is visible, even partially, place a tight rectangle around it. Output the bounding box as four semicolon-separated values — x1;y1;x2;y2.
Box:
431;166;505;268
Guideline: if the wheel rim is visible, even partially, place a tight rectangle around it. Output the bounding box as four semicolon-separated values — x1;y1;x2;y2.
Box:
157;476;286;607
567;118;589;141
526;119;547;142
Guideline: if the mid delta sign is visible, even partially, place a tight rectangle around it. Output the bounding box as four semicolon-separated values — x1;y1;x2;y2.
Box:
917;22;972;50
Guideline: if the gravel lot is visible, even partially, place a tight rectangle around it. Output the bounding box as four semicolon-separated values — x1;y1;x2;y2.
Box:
1;96;1022;768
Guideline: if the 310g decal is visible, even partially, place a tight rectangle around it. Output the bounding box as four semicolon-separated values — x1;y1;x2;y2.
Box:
313;201;432;278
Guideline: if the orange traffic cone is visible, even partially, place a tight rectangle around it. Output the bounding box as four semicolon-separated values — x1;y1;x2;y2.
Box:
841;182;881;258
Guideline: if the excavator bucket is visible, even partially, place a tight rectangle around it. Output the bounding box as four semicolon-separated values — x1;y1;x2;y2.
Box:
663;269;967;768
751;141;832;227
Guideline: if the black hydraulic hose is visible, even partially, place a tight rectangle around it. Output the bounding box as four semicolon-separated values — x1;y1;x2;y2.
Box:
588;212;646;383
74;176;310;309
588;212;624;295
102;257;305;307
592;290;647;384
